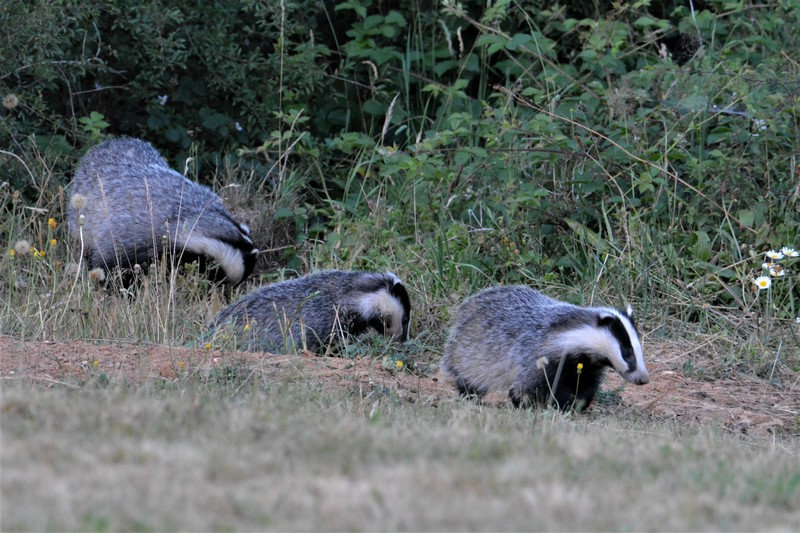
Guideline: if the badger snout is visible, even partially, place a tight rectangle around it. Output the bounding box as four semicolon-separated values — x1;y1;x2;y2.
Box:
624;368;650;385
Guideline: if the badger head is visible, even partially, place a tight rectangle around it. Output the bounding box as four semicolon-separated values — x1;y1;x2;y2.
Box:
350;272;411;342
182;221;258;286
233;223;259;286
552;305;649;385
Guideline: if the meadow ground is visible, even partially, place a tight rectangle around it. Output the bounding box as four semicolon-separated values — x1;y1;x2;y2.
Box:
2;334;798;531
4;2;800;530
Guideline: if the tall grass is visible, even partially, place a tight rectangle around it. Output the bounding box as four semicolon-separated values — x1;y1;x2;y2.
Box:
1;147;798;375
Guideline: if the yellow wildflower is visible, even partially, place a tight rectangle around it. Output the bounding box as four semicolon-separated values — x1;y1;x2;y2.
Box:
178;361;185;369
92;360;99;369
577;362;584;372
204;342;212;351
243;323;251;332
395;360;404;369
8;249;15;257
47;218;57;229
50;238;57;247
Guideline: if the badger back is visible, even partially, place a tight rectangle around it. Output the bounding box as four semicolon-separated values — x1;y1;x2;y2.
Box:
210;270;411;353
68;137;257;285
442;285;543;393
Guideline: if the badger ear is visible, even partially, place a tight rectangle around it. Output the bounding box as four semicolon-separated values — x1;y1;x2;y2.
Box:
389;280;410;308
597;312;616;327
625;304;634;319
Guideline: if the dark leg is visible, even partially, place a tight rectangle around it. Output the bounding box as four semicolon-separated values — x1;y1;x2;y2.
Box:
454;378;487;400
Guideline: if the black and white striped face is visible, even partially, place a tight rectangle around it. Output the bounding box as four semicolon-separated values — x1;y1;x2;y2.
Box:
597;306;649;384
353;273;411;342
552;305;649;385
235;223;258;286
183;222;258;286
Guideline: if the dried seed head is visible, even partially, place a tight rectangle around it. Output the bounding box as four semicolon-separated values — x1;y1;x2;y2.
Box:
70;194;88;210
64;262;80;276
88;267;106;283
13;240;30;255
3;93;19;109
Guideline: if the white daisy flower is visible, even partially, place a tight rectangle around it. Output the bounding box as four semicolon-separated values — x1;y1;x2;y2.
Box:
765;250;784;260
753;276;771;290
781;247;798;258
769;265;785;277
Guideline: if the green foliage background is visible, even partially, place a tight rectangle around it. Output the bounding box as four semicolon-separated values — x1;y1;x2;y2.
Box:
2;0;799;371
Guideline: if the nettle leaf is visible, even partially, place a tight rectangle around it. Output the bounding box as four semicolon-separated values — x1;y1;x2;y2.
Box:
476;34;507;56
362;15;384;31
200;108;229;130
362;98;386;115
384;10;406;27
690;231;712;261
737;208;755;228
564;218;611;253
273;207;293;220
508;33;532;51
33;134;73;157
706;126;732;144
335;0;367;18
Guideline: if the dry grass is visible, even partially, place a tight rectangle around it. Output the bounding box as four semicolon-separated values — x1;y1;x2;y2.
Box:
2;369;799;531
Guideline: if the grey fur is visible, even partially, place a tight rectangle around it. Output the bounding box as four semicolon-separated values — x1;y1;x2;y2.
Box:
67;137;257;285
442;285;649;410
210;270;411;353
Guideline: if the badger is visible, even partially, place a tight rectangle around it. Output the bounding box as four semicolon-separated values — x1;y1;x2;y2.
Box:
67;137;258;286
210;270;411;353
442;285;650;411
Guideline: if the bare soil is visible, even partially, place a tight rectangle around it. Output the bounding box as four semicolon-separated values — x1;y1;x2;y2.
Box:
1;335;797;435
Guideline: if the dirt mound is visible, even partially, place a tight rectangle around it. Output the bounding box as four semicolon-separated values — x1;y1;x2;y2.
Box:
1;335;797;435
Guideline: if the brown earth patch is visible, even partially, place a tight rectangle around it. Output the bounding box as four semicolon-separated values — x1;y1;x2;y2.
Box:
1;335;797;435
